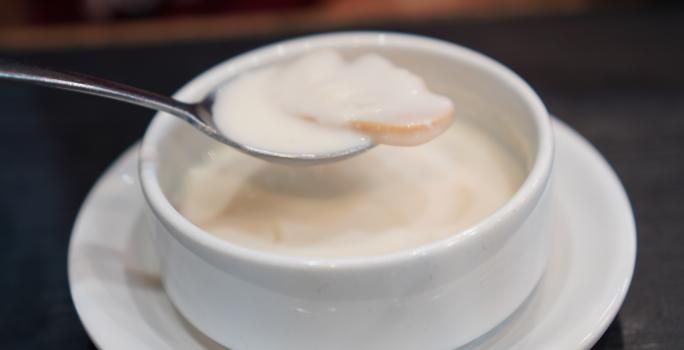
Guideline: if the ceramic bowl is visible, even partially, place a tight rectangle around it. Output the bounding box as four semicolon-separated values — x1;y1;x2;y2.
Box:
139;32;554;350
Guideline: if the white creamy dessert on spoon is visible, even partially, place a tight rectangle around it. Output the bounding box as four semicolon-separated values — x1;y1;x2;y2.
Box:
211;50;455;154
176;50;525;258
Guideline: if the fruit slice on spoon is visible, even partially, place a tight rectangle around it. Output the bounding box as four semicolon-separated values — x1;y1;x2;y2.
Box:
273;50;455;146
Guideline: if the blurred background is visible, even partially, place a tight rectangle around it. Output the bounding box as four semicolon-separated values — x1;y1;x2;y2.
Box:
0;0;676;50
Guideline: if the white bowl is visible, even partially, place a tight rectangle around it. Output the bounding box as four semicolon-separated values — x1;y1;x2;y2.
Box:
139;32;554;350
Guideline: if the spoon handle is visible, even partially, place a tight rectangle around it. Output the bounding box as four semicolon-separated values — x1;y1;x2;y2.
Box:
0;59;198;122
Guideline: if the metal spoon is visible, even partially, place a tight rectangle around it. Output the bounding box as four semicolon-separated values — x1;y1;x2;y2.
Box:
0;60;372;165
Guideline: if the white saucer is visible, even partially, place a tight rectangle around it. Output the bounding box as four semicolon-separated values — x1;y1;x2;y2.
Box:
68;119;636;350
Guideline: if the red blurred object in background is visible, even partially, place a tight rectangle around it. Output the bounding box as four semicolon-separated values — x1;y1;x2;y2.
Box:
27;0;319;24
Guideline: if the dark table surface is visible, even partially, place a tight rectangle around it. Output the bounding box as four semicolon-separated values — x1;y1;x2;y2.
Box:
1;8;683;350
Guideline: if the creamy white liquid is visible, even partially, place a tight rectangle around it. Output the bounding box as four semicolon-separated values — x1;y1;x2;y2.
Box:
212;51;454;154
177;122;524;258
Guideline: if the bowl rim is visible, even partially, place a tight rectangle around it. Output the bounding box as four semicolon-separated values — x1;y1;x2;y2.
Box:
139;31;554;270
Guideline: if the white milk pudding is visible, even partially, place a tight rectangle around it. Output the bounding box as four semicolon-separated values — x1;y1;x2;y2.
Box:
176;121;524;258
212;51;454;154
